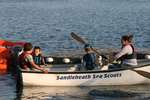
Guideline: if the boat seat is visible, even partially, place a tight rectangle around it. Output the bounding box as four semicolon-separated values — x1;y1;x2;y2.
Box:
137;59;150;67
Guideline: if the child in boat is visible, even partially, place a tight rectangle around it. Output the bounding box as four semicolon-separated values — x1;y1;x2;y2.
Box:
82;44;98;70
32;46;46;66
110;34;137;69
18;43;48;73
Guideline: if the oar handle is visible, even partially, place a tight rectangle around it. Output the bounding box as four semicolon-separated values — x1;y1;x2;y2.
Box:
91;47;100;55
91;47;108;59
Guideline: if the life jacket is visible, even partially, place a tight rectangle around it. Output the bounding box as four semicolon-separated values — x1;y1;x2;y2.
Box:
18;52;32;69
32;54;43;65
83;53;97;70
118;44;136;61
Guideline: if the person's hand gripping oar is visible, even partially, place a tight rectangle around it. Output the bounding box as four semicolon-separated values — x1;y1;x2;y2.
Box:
70;32;108;67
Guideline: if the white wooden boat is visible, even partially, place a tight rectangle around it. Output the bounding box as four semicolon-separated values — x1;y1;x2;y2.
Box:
10;45;150;86
21;59;150;86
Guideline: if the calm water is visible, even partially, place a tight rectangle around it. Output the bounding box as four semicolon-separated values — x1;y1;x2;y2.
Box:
0;0;150;100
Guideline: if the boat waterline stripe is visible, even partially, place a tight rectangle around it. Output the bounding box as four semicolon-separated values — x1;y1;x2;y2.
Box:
131;69;150;79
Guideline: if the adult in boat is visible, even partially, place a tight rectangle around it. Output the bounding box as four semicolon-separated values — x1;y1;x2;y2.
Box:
82;44;98;70
18;43;48;73
110;35;137;69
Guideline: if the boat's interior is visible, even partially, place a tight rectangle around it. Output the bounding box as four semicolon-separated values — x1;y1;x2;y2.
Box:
11;46;150;72
35;56;150;72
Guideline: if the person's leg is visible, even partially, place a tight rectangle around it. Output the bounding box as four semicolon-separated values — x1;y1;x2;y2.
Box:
108;63;121;70
121;64;136;69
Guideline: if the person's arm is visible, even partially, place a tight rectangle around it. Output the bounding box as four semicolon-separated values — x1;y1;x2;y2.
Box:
114;46;129;60
41;56;46;65
26;55;48;73
30;61;48;73
81;57;86;70
82;55;86;66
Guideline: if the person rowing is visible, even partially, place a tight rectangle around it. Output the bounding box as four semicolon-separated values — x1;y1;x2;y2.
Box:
109;34;137;69
82;44;99;70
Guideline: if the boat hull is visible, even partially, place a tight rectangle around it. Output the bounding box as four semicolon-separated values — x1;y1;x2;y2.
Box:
22;64;150;86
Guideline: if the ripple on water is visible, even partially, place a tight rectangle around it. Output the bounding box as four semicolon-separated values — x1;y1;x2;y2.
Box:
0;74;16;100
88;85;150;100
0;0;150;100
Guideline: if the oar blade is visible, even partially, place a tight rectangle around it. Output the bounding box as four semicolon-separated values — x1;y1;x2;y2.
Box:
132;69;150;79
70;32;87;44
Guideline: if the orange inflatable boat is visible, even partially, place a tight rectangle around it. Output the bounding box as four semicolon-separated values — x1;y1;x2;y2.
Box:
0;40;25;74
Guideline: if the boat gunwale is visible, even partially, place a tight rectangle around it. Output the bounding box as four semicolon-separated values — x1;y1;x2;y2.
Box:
21;63;150;74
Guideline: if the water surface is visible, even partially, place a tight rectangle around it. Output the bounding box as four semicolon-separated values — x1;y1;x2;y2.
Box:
0;0;150;100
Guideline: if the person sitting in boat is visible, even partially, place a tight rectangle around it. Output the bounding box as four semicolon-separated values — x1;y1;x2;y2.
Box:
18;43;48;73
82;44;98;70
32;46;46;66
110;35;137;69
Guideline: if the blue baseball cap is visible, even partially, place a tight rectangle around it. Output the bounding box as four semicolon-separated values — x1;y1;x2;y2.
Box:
84;44;92;49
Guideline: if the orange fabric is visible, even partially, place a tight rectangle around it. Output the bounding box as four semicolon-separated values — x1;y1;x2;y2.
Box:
0;39;26;73
0;40;25;47
0;64;7;74
0;47;11;73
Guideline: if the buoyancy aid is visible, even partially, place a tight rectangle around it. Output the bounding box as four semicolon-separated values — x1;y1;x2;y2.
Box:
32;54;43;65
83;53;97;70
118;44;136;61
18;52;32;69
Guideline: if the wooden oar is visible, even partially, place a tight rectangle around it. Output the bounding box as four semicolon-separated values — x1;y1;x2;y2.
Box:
71;32;109;68
132;69;150;79
70;32;108;59
71;32;87;45
71;32;100;53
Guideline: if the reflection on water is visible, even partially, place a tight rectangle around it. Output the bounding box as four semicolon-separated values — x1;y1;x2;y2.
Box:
0;74;16;100
22;86;88;100
19;85;150;100
89;89;150;100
